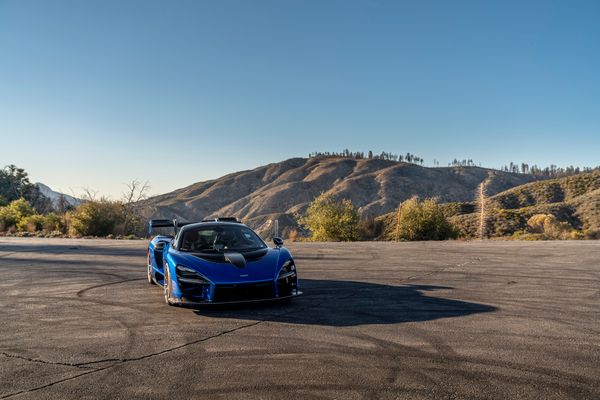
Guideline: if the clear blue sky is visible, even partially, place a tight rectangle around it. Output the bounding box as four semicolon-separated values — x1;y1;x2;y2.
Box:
1;0;598;198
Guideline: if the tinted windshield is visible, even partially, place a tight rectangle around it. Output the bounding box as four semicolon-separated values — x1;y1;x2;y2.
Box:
179;225;267;253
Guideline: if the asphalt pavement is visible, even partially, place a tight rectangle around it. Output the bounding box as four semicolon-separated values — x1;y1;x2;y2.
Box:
1;238;599;399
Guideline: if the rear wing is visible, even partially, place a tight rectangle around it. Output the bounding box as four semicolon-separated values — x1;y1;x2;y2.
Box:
201;217;242;223
148;219;193;235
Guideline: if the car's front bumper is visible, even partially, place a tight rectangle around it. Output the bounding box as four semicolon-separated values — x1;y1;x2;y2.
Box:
171;289;302;307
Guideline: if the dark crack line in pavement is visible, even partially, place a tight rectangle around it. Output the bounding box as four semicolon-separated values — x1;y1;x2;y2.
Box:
75;319;264;367
0;365;111;399
76;278;146;297
0;352;97;370
0;320;264;399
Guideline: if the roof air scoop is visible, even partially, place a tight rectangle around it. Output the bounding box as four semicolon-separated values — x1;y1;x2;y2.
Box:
224;252;246;268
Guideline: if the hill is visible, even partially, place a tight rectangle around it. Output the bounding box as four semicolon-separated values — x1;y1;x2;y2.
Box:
378;170;600;239
140;157;537;236
451;171;600;238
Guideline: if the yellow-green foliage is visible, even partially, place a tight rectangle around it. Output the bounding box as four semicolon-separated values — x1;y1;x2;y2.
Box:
0;198;35;230
15;213;65;233
17;214;46;232
393;197;456;241
526;214;573;239
42;213;64;232
67;200;124;237
300;193;359;241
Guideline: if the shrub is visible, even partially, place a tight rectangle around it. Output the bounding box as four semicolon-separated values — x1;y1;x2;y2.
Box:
0;198;35;230
300;193;359;241
527;214;549;233
394;197;456;241
526;214;573;239
358;217;383;240
17;214;46;232
67;200;124;237
42;213;64;232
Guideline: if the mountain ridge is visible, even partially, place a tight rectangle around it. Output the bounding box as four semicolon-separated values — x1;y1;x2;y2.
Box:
140;157;538;235
35;183;82;207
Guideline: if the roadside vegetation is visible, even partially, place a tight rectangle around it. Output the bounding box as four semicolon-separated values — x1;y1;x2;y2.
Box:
296;170;600;242
0;165;149;239
298;193;359;241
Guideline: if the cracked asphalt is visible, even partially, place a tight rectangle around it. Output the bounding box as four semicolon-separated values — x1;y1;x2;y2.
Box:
1;238;599;399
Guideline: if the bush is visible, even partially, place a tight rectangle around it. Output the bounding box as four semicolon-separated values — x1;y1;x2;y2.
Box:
358;217;383;240
526;214;573;239
0;198;35;230
42;213;64;232
300;193;359;241
17;214;46;232
394;197;456;241
67;200;124;237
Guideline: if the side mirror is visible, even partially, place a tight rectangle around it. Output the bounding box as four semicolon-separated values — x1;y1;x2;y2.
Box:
273;237;284;247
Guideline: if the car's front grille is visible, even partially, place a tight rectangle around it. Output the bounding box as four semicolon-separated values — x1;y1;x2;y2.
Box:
213;281;275;302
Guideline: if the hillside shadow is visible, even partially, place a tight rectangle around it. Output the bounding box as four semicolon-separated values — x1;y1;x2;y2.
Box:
194;279;496;327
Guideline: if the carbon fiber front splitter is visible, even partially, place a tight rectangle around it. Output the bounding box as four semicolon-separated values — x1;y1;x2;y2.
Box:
170;290;303;307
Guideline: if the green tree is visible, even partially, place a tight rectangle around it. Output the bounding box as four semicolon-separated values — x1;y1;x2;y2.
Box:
0;165;39;202
300;193;359;241
394;197;456;241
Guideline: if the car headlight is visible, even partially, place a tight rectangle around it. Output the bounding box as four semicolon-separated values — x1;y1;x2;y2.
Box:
176;265;211;285
278;259;296;280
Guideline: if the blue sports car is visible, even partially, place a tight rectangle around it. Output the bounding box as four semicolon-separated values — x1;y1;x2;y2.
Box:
146;217;300;305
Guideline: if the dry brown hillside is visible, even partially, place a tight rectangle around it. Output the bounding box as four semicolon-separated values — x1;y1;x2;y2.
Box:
451;170;600;237
140;157;538;236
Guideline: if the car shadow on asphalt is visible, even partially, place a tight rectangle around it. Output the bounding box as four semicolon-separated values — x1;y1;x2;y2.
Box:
193;279;496;326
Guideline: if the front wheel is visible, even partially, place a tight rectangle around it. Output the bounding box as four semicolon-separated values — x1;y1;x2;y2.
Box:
163;267;174;306
147;251;156;285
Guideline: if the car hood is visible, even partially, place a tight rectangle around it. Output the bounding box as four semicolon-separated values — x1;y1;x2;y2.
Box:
169;247;288;283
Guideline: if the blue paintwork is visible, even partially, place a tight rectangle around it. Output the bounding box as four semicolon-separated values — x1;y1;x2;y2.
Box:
146;222;299;305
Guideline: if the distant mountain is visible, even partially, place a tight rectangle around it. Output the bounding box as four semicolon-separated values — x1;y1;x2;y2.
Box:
35;183;82;207
140;157;538;236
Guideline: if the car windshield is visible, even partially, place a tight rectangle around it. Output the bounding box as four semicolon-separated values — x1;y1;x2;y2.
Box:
179;225;267;253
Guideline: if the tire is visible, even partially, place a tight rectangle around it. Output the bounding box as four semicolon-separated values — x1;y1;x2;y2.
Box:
163;267;174;306
147;251;156;285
